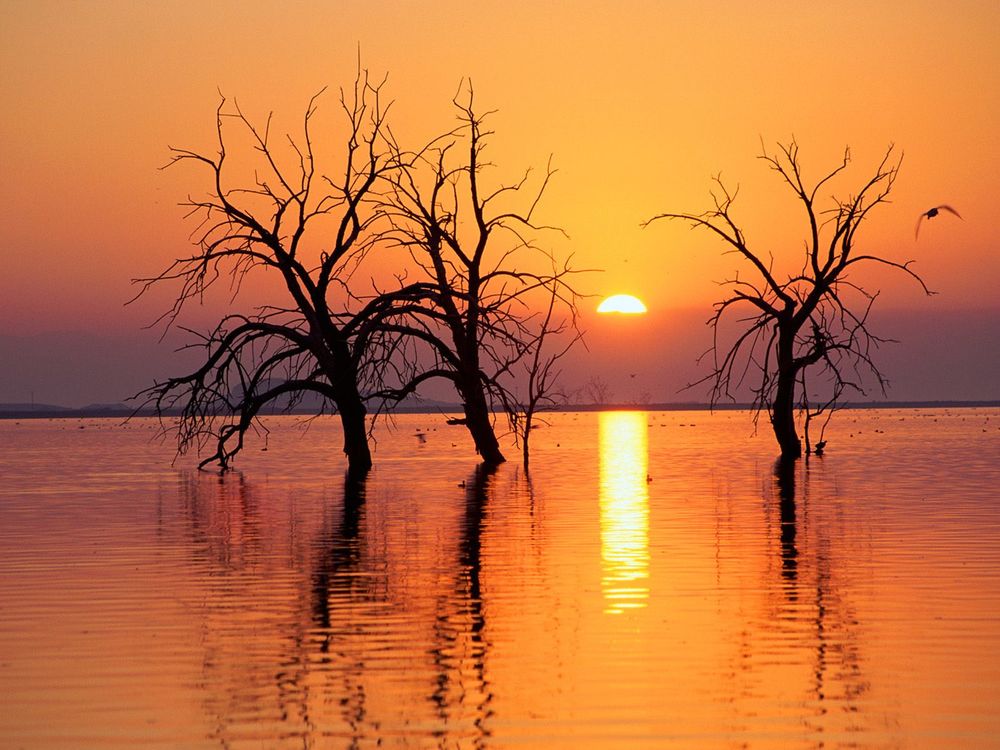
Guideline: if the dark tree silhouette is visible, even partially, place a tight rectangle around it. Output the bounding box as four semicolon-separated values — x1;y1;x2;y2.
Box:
646;141;932;459
511;282;582;468
582;376;612;406
379;89;580;465
133;72;404;472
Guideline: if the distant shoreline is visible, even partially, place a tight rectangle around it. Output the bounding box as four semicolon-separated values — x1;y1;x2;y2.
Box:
2;400;997;421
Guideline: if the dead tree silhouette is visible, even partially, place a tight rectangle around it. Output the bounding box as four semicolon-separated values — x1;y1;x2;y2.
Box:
512;282;582;469
132;71;406;472
378;87;581;465
134;75;581;471
646;141;933;459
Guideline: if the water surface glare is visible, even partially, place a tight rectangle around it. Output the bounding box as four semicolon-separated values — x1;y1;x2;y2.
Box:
1;409;999;748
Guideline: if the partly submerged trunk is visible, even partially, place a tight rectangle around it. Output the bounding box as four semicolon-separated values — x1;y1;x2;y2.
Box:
771;378;801;459
324;341;372;473
771;326;802;460
450;331;506;464
338;394;373;473
460;377;505;465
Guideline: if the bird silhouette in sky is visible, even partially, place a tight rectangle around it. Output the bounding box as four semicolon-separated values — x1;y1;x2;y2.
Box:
915;205;962;239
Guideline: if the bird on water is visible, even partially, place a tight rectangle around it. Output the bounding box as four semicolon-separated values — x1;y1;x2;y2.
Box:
915;205;962;239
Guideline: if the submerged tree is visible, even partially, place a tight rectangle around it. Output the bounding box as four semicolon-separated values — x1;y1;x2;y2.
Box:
511;282;582;468
379;90;581;465
133;72;402;472
646;141;932;459
135;73;583;471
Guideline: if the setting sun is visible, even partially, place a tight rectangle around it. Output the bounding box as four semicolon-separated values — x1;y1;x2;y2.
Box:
597;294;648;314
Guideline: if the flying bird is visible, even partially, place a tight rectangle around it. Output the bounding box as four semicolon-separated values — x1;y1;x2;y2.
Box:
915;205;962;239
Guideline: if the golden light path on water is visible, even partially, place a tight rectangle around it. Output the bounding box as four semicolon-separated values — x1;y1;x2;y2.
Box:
598;411;650;614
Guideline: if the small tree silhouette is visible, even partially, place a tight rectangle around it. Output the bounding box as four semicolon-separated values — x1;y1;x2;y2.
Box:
583;376;612;406
646;141;932;459
510;282;582;468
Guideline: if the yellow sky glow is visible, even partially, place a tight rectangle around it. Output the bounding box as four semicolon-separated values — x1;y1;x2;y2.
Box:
1;0;998;335
0;0;997;403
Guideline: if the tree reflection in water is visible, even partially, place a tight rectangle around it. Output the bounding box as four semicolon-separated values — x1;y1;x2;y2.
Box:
429;463;497;747
174;463;498;747
766;457;871;733
5;411;992;745
774;457;799;588
309;468;376;745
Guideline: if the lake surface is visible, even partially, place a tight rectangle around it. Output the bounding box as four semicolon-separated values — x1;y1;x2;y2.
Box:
1;408;999;748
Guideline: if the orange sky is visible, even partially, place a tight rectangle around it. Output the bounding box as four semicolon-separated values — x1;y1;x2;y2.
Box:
1;0;997;404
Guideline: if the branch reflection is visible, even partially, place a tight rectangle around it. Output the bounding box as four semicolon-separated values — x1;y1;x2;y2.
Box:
171;462;501;746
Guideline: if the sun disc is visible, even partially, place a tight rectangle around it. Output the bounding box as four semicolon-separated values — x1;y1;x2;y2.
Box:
597;294;647;314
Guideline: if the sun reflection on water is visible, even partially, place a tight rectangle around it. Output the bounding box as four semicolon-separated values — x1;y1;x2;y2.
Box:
598;411;650;614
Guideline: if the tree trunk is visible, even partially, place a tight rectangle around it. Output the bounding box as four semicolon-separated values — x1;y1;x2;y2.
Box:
320;334;373;474
771;374;801;459
772;327;802;460
461;380;505;465
521;407;535;469
336;391;373;473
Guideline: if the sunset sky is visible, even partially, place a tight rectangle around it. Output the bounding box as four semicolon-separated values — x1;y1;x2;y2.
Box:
2;0;997;406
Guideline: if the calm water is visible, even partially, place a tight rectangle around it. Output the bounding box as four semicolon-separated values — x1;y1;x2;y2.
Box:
1;409;999;749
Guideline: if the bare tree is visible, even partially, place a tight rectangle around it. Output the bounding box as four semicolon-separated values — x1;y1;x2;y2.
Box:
646;141;932;459
510;282;583;468
798;366;838;456
379;88;579;465
132;71;404;473
583;376;612;406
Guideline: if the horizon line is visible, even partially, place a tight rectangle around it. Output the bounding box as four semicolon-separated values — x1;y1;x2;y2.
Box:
2;399;998;421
